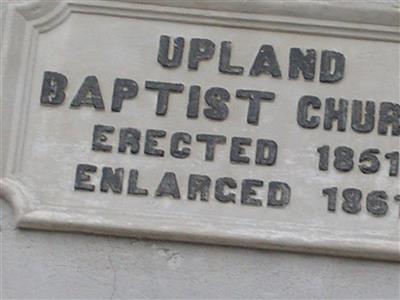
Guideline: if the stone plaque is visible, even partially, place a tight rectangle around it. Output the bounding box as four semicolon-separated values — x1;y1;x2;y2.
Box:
1;0;399;261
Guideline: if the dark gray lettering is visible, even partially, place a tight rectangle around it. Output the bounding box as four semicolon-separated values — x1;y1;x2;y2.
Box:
267;181;291;207
92;124;114;152
187;85;201;118
111;78;138;112
219;41;244;75
100;167;124;193
203;87;230;121
351;100;375;133
155;172;181;199
215;177;237;203
74;164;97;191
241;179;263;206
196;134;227;161
249;45;281;78
127;169;148;196
289;48;316;81
188;174;211;201
40;71;68;105
366;191;388;216
319;50;345;83
145;81;184;116
188;38;215;70
158;35;184;68
359;149;380;174
70;76;105;109
324;98;348;131
236;89;275;125
342;188;362;214
297;95;321;128
230;137;252;164
118;128;141;154
170;132;191;158
378;102;400;136
255;139;278;166
145;129;166;156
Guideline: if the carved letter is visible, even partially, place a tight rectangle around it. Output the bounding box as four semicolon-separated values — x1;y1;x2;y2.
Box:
378;102;400;136
170;132;191;159
289;48;316;81
92;124;115;152
187;85;201;119
70;76;105;109
74;164;97;191
236;89;275;125
203;87;230;121
158;35;184;68
188;38;215;70
196;134;227;161
219;41;244;75
112;78;138;112
145;129;166;157
230;137;252;164
249;45;281;78
351;100;375;133
255;139;278;166
156;172;181;199
324;98;348;131
100;167;124;193
267;182;291;207
297;95;321;129
145;81;184;116
215;177;237;203
319;50;345;83
241;179;263;206
118;128;141;154
188;174;211;201
127;169;148;196
40;71;68;105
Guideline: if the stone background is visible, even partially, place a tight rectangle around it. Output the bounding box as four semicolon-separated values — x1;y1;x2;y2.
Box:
2;202;399;299
1;1;399;299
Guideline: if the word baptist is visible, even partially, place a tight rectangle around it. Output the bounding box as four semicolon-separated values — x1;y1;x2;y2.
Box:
40;72;399;136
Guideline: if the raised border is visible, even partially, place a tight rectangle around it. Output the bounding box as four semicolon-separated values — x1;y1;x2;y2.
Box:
1;0;399;261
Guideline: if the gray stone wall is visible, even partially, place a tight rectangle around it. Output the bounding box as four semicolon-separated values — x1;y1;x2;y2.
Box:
2;202;399;299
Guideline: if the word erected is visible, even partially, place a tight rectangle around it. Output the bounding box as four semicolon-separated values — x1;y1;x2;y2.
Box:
92;124;278;165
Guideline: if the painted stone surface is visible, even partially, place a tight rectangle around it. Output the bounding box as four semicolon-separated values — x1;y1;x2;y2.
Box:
1;0;399;261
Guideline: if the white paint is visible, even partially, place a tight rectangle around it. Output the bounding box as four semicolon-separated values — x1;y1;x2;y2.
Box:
2;1;400;298
1;0;399;265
